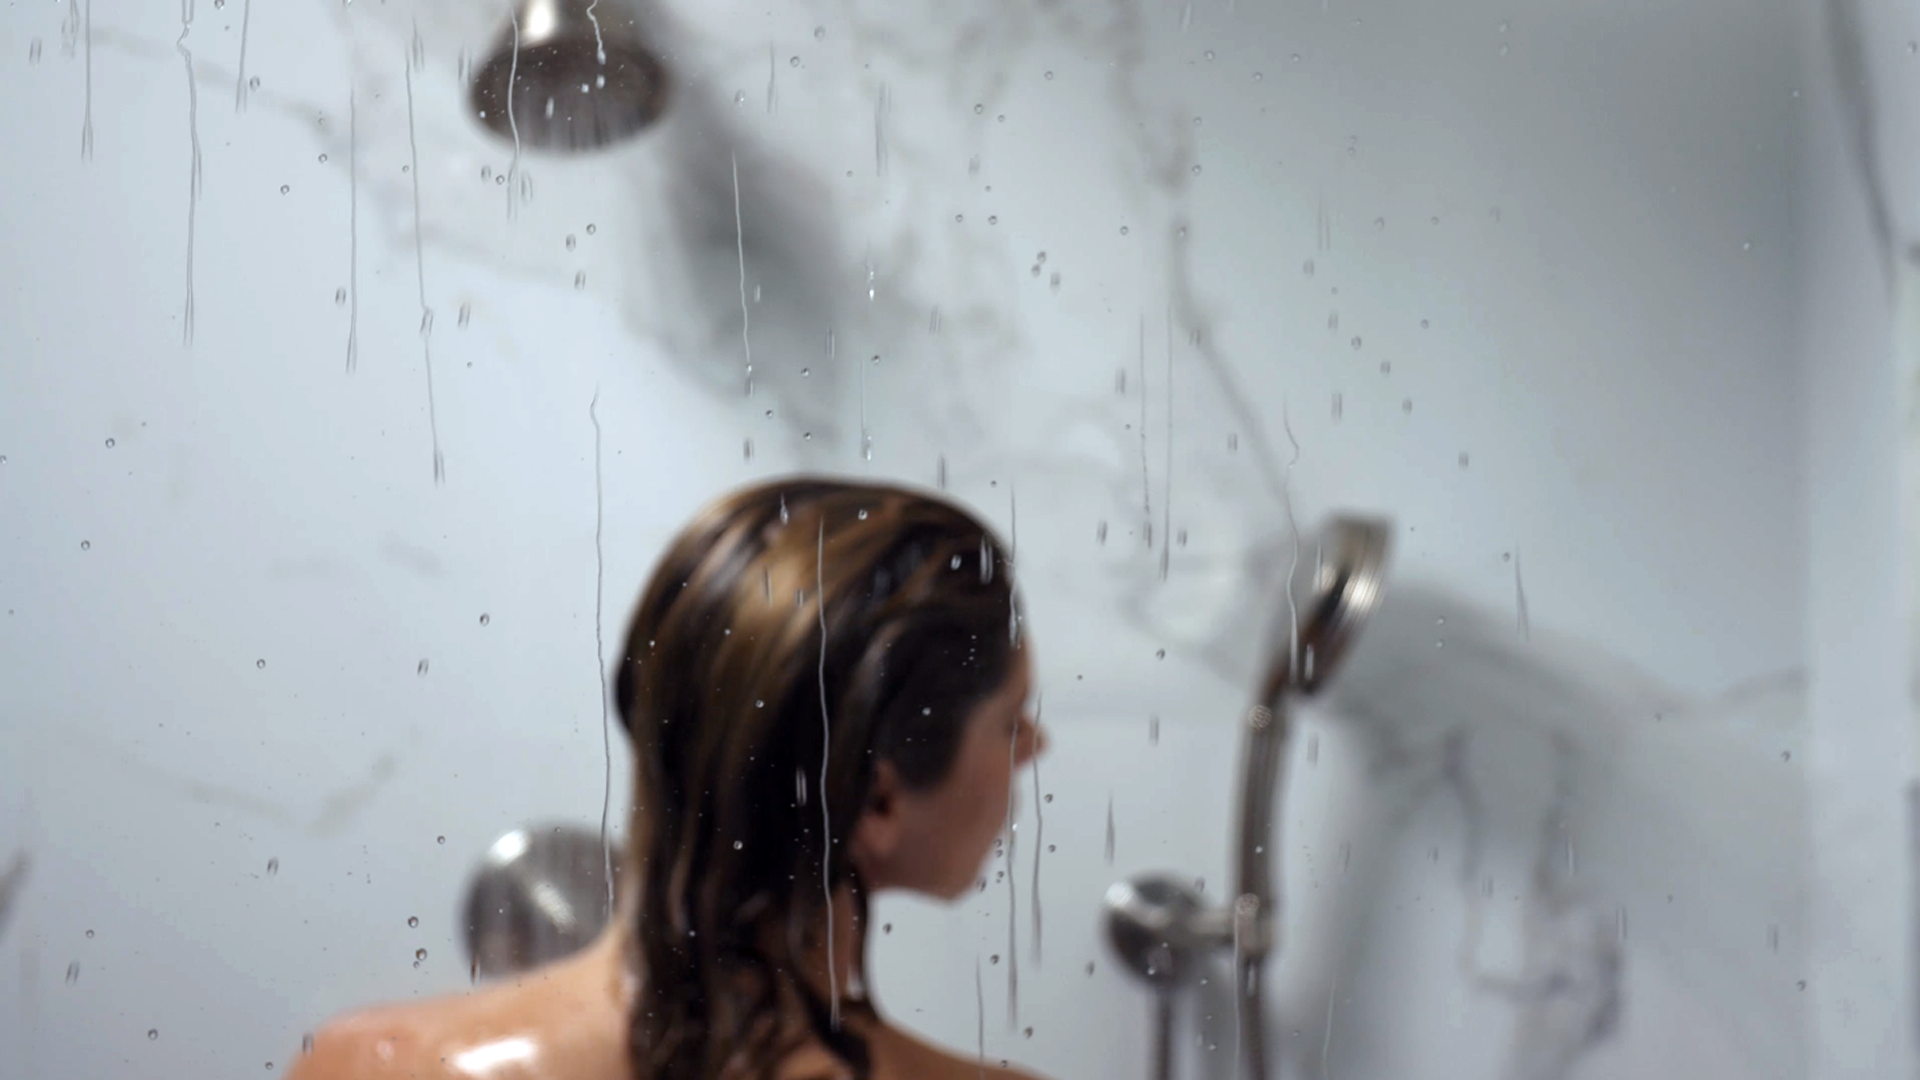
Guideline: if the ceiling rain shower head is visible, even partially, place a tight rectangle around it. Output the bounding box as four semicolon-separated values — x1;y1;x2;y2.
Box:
469;0;670;154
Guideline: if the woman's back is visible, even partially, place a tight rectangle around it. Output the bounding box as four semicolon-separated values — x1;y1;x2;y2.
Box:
285;934;1040;1080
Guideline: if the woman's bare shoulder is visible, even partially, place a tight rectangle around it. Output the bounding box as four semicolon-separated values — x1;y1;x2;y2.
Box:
281;998;457;1080
283;957;629;1080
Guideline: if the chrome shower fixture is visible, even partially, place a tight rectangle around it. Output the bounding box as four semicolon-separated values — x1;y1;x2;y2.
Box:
1103;513;1392;1080
462;824;621;980
469;0;670;153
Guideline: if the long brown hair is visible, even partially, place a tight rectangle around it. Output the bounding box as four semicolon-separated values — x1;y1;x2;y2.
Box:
613;477;1021;1080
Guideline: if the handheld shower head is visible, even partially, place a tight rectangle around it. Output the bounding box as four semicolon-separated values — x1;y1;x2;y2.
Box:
1102;512;1393;1080
1261;514;1393;703
468;0;670;154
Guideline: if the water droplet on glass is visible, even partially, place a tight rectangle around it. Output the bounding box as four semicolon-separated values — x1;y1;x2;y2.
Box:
80;539;91;551
479;613;491;626
458;303;472;328
733;89;747;106
29;39;42;64
1797;980;1807;991
86;929;94;939
1781;750;1791;762
335;288;348;306
1420;318;1430;329
249;76;261;90
266;857;279;875
318;153;329;163
1086;962;1095;976
280;185;291;195
1119;226;1129;235
988;215;998;225
801;367;811;377
257;659;267;669
574;271;587;290
1379;360;1392;374
415;948;428;961
1155;649;1166;660
990;955;1000;965
436;835;446;845
65;962;79;984
732;840;744;850
1742;240;1753;252
585;224;597;235
1350;336;1362;350
149;1030;160;1041
104;437;116;449
407;916;419;928
789;56;800;67
565;234;577;250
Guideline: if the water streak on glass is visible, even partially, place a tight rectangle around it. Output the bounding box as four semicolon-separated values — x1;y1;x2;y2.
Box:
816;518;838;1026
504;5;522;219
1029;692;1043;964
403;46;445;484
176;0;201;345
1514;546;1532;641
233;0;252;111
79;0;93;159
1004;712;1020;1028
592;390;614;917
345;83;358;372
731;154;753;397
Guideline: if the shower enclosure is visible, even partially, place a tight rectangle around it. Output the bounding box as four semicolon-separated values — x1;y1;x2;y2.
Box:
0;1;1913;1078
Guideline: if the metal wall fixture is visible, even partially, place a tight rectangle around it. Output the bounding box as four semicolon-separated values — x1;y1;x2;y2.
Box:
469;0;671;153
1103;514;1392;1080
461;823;621;981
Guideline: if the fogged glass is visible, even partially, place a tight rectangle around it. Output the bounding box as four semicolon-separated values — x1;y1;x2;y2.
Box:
0;0;1911;1078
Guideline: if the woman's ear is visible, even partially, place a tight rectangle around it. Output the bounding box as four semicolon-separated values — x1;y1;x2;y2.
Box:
848;760;905;885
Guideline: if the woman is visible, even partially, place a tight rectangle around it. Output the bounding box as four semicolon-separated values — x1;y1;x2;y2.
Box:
289;477;1049;1080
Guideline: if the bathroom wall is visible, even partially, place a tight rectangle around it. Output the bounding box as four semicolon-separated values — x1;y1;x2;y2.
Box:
0;1;1863;1078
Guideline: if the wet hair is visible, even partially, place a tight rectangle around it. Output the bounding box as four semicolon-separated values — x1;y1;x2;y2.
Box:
614;476;1021;1080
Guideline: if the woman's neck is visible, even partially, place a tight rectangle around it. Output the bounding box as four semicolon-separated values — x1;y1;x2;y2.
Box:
597;881;871;1014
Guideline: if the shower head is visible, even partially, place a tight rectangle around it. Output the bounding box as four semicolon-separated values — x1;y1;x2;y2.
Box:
468;0;670;154
461;824;619;980
1261;514;1392;703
